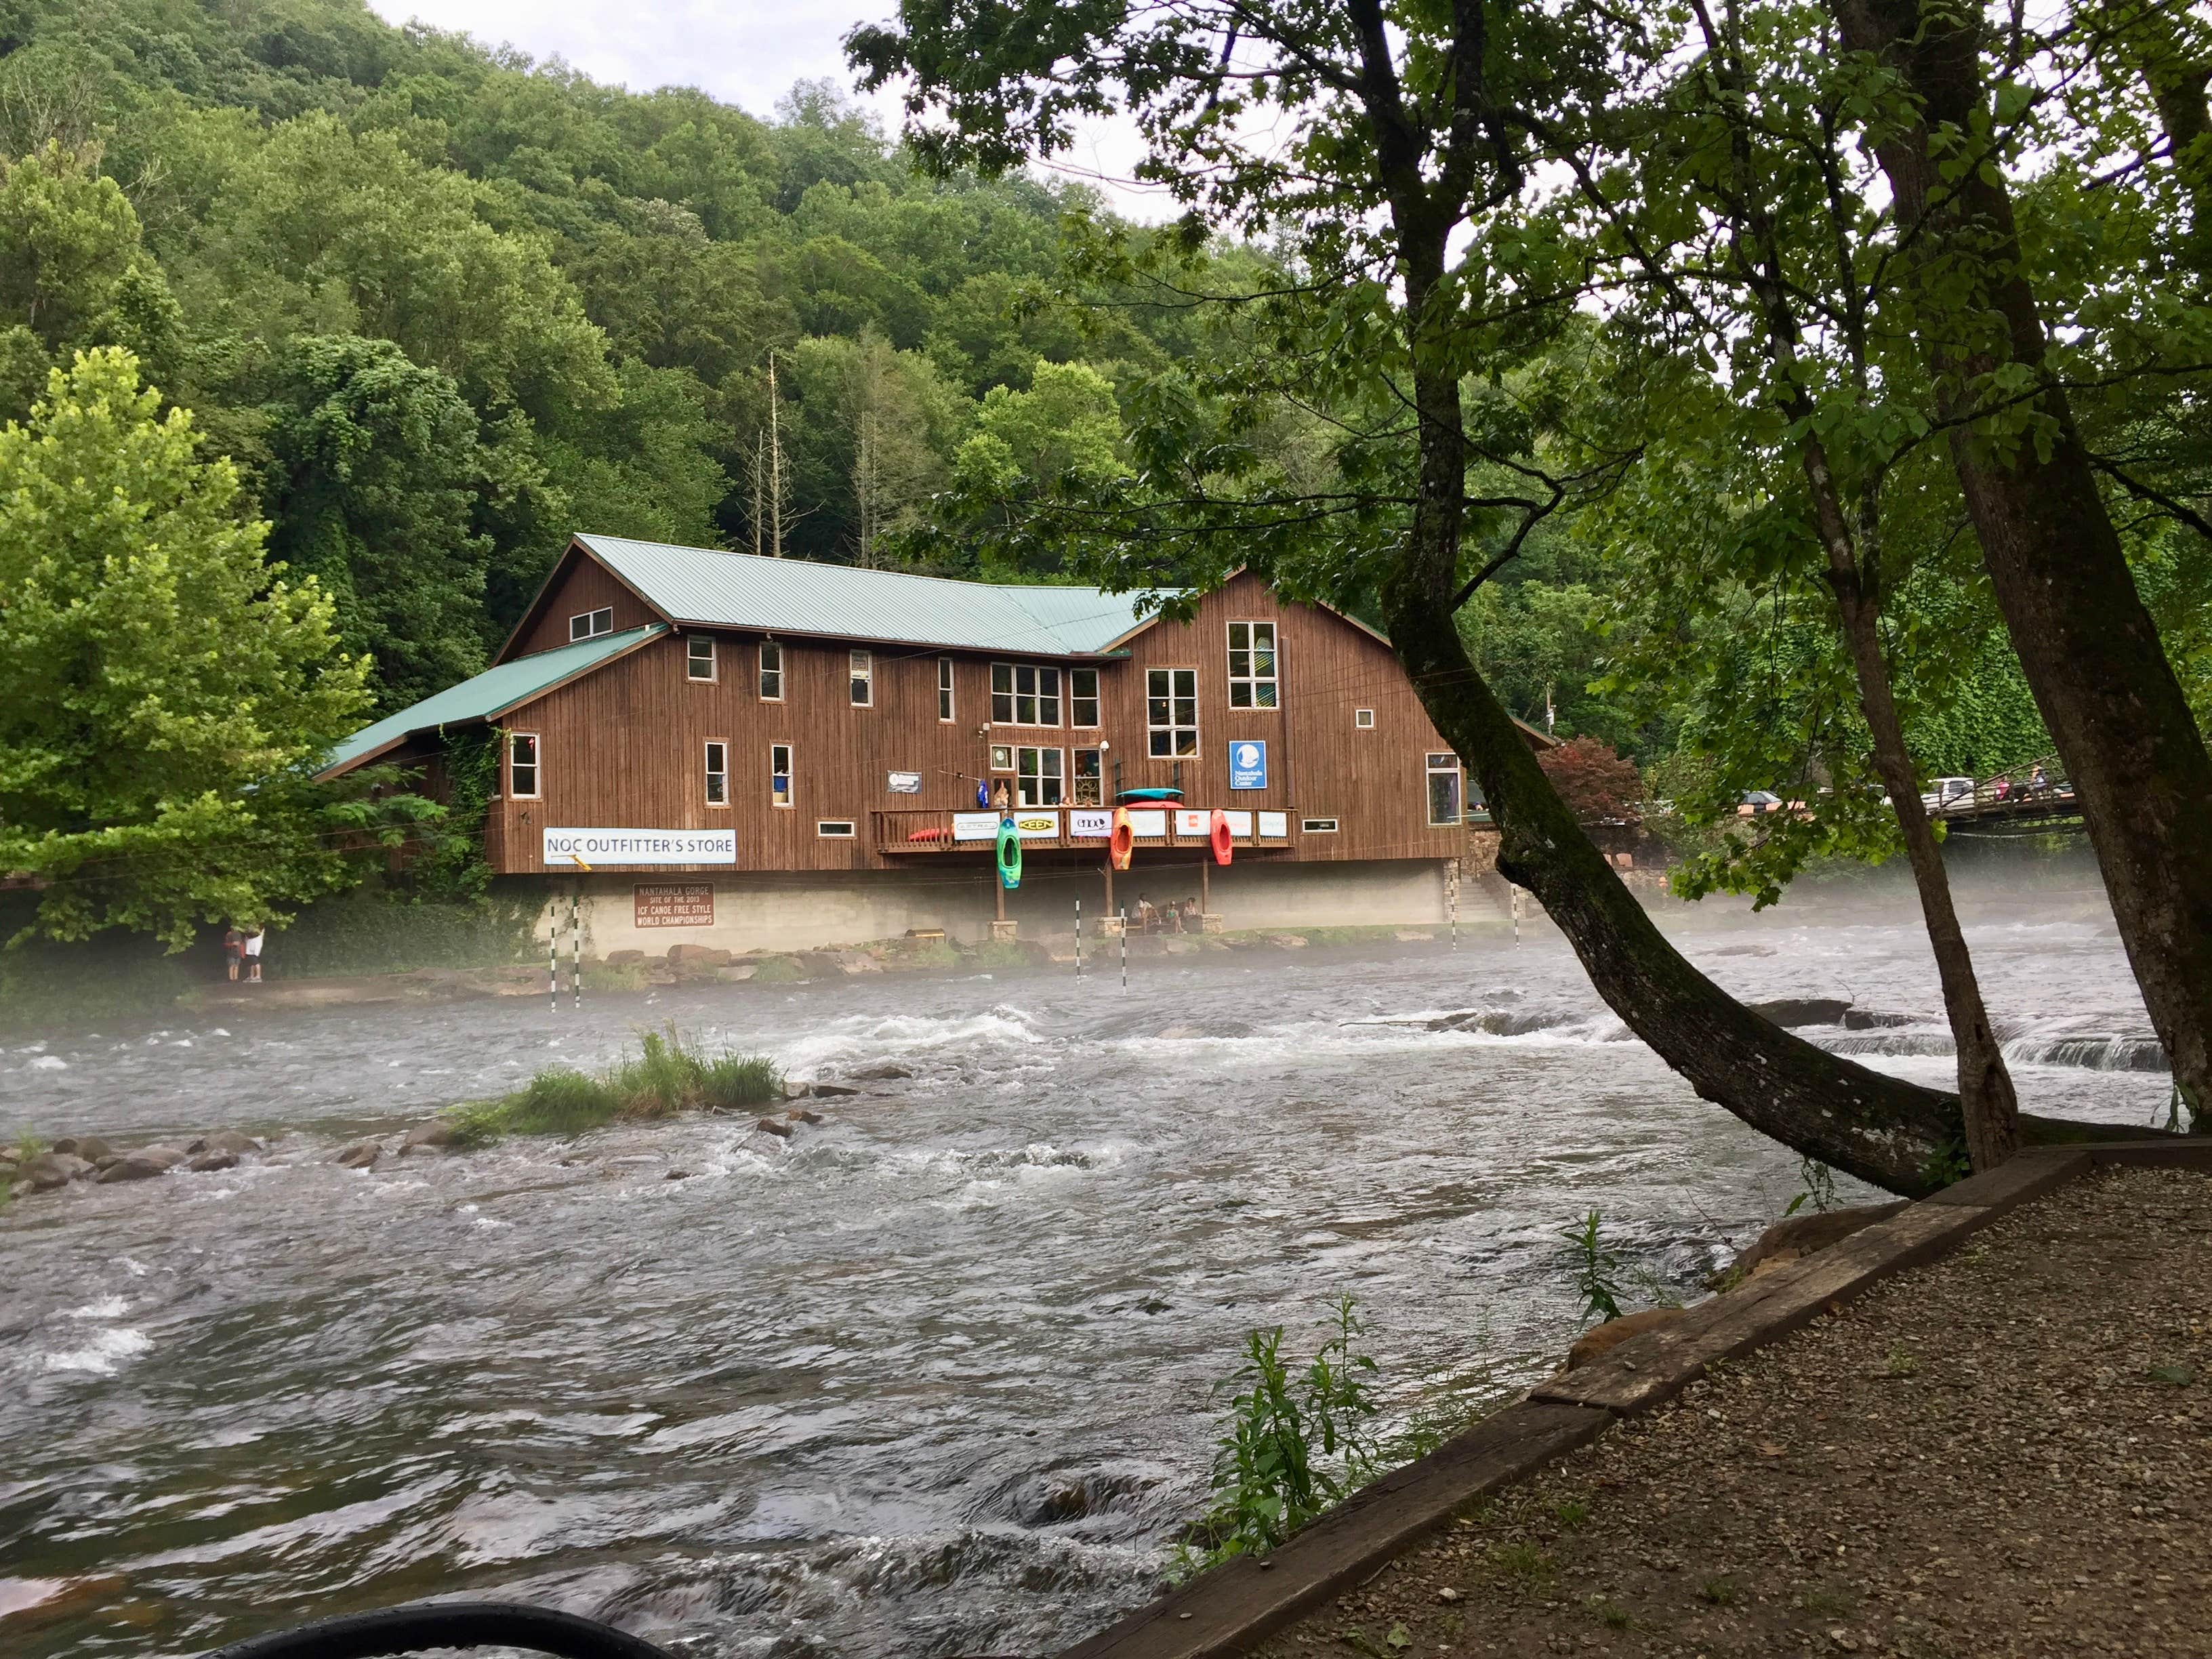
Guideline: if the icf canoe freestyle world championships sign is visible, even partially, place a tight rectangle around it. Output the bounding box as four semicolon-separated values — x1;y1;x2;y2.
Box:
634;882;715;927
543;828;737;866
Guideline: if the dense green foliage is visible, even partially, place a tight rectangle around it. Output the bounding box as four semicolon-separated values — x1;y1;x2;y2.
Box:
0;0;1210;714
0;348;394;945
448;1026;782;1145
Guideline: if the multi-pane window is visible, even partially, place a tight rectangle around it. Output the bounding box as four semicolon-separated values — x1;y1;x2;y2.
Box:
1073;747;1103;806
938;657;955;722
1227;621;1278;708
759;640;783;700
1071;668;1100;727
771;743;793;808
687;635;716;680
1427;752;1463;826
989;663;1062;724
704;741;729;805
569;607;613;642
1147;668;1198;757
1017;746;1065;807
849;649;873;706
508;732;540;798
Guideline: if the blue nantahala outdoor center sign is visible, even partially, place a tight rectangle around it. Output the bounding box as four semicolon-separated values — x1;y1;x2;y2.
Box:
1229;740;1267;790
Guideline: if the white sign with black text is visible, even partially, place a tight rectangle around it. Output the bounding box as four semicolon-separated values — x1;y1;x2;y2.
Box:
544;828;736;866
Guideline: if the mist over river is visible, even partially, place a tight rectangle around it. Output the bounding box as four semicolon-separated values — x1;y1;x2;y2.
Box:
0;856;2170;1657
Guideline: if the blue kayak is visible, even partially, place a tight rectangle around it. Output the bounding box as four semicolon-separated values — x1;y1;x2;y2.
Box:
1115;787;1183;801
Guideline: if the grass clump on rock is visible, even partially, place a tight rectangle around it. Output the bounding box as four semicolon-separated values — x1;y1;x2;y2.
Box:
448;1027;780;1147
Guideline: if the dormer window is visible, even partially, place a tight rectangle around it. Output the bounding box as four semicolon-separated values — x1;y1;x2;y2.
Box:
569;607;613;642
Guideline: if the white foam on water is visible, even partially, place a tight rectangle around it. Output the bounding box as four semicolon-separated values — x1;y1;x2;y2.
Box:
68;1295;129;1319
772;1006;1041;1078
42;1325;152;1375
27;1054;66;1070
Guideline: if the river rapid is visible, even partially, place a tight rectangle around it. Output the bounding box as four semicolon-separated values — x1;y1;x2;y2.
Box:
0;863;2169;1657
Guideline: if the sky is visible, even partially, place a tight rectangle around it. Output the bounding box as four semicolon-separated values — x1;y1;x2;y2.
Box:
365;0;1172;218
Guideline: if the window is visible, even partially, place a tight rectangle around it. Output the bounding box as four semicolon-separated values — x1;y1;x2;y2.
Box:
508;732;540;798
938;657;955;722
1071;668;1100;727
704;741;729;806
1073;747;1103;806
687;635;716;681
759;640;783;701
989;744;1014;773
1302;817;1340;834
817;820;856;838
770;743;793;808
1016;746;1065;807
1147;668;1198;757
569;607;613;642
1427;752;1463;826
1228;621;1278;709
1355;708;1376;729
989;662;1061;725
849;648;873;706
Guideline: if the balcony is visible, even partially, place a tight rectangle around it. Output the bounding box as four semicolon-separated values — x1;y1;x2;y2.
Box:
874;805;1296;855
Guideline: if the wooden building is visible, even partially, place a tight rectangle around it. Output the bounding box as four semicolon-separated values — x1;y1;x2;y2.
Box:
323;535;1547;952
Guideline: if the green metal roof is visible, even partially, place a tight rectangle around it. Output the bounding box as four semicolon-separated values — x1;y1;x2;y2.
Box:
575;533;1170;656
321;625;663;777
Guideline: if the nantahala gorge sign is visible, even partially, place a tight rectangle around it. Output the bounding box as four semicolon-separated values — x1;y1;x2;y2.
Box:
544;828;737;866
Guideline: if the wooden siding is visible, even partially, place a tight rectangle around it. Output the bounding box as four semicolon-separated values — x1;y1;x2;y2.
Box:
486;564;1480;874
509;547;663;657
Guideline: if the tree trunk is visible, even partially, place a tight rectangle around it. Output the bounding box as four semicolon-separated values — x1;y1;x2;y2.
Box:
1799;443;2020;1169
1831;0;2212;1124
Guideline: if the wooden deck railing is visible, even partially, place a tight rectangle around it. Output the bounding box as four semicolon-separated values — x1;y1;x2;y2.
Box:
874;806;1296;854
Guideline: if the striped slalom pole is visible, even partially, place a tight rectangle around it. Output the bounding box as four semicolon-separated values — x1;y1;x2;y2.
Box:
1075;896;1083;981
1119;906;1128;994
571;890;581;1011
548;907;558;1012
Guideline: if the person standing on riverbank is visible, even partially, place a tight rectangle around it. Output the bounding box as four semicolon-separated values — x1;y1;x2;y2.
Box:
223;925;243;982
243;926;264;984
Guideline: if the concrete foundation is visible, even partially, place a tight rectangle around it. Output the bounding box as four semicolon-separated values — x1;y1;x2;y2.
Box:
518;857;1459;958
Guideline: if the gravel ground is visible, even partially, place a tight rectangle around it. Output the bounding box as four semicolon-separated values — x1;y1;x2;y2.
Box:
1256;1166;2212;1659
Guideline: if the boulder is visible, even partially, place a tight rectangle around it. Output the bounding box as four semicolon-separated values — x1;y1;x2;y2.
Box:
1267;933;1309;949
753;1116;794;1139
663;1168;693;1181
666;943;733;967
187;1149;239;1172
714;964;756;983
51;1134;113;1162
605;949;647;968
846;1063;913;1081
1723;1201;1908;1284
1568;1307;1687;1369
784;1108;824;1125
400;1120;456;1155
20;1150;93;1191
781;1080;813;1101
333;1139;383;1170
204;1130;261;1158
1841;1008;1916;1030
1744;997;1852;1028
98;1151;180;1183
808;1082;861;1098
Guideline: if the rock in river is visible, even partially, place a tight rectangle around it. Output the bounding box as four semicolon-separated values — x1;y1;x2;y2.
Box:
1744;996;1853;1028
20;1150;93;1190
401;1120;456;1154
754;1116;794;1139
333;1139;384;1169
99;1147;186;1183
188;1149;239;1172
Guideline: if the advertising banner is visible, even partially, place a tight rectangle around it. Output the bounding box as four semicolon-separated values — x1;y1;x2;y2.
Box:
1222;810;1254;837
953;812;1001;842
1229;740;1268;790
1011;811;1061;840
887;771;922;794
1174;808;1212;837
634;882;714;927
1258;811;1289;838
544;828;735;866
1069;809;1113;839
1126;808;1168;837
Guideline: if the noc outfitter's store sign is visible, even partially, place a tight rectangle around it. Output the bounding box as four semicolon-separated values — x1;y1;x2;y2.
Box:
544;828;737;866
634;883;715;927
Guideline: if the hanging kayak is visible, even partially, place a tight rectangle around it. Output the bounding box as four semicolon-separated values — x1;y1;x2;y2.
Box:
1109;806;1134;872
995;819;1023;889
1209;808;1233;867
1114;787;1182;802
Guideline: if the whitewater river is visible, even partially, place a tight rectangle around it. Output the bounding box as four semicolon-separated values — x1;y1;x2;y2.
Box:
0;867;2169;1657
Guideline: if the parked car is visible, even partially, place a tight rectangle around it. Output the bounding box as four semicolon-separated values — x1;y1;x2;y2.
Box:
1921;777;1975;812
1738;790;1783;815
